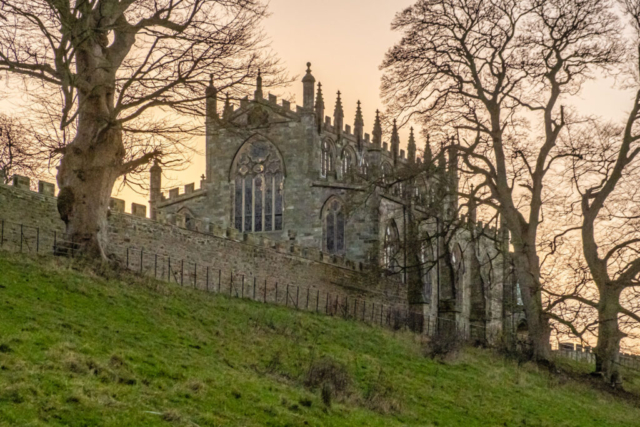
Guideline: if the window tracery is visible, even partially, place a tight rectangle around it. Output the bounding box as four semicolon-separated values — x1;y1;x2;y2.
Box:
342;148;354;177
381;162;392;186
323;198;345;254
232;139;284;233
420;240;433;303
321;139;334;178
383;221;400;271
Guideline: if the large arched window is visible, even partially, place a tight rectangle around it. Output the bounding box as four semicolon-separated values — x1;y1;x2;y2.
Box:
232;139;284;233
323;198;345;254
342;147;355;178
321;139;334;178
383;221;400;271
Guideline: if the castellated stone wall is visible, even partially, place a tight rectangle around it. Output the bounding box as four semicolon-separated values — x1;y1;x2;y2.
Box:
0;182;407;308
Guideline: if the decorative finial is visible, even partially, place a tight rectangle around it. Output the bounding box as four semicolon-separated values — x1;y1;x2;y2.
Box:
209;73;213;85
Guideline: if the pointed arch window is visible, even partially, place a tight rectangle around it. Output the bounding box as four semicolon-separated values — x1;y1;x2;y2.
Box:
321;139;334;178
323;198;345;254
342;148;354;177
420;240;433;303
179;208;196;231
381;162;392;186
232;139;284;233
451;244;465;298
383;221;400;272
361;158;369;178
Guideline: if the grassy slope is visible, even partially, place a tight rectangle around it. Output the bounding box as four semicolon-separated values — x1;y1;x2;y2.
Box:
0;253;639;427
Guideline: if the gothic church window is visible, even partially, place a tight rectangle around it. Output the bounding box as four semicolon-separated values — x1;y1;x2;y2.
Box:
232;139;284;233
321;139;334;178
179;208;196;231
383;221;400;272
451;243;465;298
515;282;524;306
420;240;433;303
342;148;354;177
361;158;369;178
381;162;392;186
323;198;345;254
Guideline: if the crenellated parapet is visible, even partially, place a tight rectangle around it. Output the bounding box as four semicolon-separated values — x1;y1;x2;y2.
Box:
0;176;369;273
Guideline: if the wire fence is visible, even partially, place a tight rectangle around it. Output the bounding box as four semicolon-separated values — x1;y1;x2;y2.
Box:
0;218;486;341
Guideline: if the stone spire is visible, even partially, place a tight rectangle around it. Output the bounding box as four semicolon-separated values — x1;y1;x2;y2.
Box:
424;134;433;166
254;69;263;100
468;184;477;225
206;73;218;122
448;135;458;175
354;100;364;145
408;127;417;164
302;62;316;110
391;119;400;164
223;93;233;121
334;91;344;135
315;82;325;134
372;110;382;148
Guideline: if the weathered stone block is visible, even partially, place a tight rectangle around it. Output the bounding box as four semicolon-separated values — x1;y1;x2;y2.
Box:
132;203;147;218
184;183;195;194
110;198;125;213
157;210;167;224
169;188;180;198
38;181;55;197
227;228;238;240
175;213;186;228
12;175;30;190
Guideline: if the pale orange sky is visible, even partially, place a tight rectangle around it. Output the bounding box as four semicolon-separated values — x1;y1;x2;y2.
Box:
120;0;633;209
0;0;635;210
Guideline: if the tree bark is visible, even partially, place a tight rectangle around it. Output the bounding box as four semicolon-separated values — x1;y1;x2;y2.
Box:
56;74;124;259
595;285;624;386
511;243;553;363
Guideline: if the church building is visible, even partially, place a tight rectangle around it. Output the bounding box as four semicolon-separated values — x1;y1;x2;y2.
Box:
149;63;522;342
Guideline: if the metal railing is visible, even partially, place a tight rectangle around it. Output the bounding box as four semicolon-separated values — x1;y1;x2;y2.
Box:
0;218;486;340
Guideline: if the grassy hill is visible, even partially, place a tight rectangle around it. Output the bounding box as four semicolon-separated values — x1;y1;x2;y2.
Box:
0;253;639;426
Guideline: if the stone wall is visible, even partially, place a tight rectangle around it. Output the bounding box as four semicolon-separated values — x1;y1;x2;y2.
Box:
0;181;407;308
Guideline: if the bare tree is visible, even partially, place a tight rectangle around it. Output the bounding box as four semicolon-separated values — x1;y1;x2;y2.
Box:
0;0;286;259
0;113;43;184
381;0;622;362
565;100;640;384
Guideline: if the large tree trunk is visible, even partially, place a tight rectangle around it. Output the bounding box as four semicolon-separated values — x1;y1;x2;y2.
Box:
512;246;553;363
56;84;124;259
595;285;624;386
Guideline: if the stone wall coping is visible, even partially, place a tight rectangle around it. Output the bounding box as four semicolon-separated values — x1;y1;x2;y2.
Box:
157;187;207;207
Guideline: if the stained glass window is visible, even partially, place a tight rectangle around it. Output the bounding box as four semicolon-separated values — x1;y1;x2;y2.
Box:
231;140;284;233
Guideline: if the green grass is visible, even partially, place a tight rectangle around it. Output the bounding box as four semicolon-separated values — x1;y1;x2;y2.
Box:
0;252;639;426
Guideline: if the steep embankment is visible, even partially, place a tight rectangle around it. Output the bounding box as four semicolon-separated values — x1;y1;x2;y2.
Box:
0;253;638;426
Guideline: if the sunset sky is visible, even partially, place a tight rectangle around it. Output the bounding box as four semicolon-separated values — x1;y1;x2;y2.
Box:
120;0;633;209
1;0;635;209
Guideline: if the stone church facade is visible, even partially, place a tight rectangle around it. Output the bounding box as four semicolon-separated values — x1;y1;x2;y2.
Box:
150;64;523;343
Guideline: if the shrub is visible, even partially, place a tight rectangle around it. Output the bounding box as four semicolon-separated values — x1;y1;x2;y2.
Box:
304;357;351;407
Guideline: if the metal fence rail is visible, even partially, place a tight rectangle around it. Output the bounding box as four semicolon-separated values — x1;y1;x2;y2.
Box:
0;218;486;340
